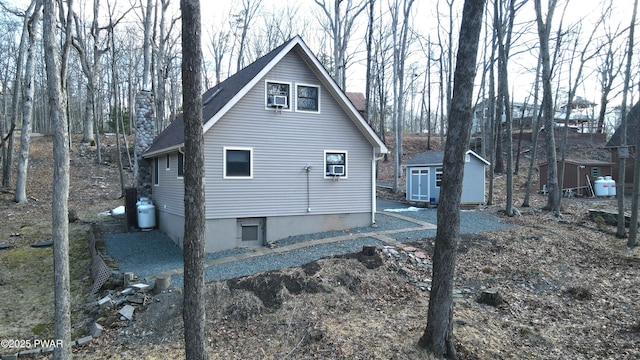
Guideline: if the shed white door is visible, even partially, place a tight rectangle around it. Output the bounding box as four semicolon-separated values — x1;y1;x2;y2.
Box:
409;168;430;201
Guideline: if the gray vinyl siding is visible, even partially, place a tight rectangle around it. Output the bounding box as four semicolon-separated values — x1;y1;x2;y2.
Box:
203;50;373;219
151;152;185;216
461;158;486;203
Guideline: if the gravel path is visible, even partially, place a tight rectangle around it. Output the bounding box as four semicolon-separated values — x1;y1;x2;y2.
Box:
102;204;513;287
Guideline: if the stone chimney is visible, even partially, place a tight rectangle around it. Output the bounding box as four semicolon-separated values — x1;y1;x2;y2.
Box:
134;90;155;197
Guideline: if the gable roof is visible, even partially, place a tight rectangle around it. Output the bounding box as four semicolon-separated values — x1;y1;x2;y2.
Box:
404;150;490;167
144;36;387;158
605;101;640;148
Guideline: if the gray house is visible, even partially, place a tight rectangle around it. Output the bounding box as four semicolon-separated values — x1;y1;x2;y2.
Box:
143;36;388;252
404;150;490;205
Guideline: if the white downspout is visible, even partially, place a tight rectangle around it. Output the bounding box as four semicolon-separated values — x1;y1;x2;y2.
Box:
372;150;385;224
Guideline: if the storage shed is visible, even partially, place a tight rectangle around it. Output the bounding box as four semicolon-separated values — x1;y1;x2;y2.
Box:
539;159;614;197
404;150;490;205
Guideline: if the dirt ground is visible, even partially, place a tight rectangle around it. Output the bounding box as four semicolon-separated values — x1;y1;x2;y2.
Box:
1;132;639;359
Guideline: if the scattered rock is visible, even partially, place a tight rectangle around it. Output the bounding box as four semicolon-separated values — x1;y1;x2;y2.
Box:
476;290;504;307
76;336;93;347
68;209;79;223
90;322;104;338
31;240;53;248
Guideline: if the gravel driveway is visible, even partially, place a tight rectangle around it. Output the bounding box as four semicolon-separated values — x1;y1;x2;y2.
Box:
102;202;513;288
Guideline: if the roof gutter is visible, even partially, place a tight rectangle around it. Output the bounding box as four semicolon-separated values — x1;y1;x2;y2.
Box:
142;144;184;159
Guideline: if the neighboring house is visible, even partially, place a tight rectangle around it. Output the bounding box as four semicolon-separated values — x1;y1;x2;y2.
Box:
472;99;539;135
346;92;366;119
404;150;490;205
605;101;640;194
539;159;614;197
143;36;388;252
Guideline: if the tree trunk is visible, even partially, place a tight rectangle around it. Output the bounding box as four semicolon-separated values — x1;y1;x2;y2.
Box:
625;0;638;246
522;58;542;208
181;0;207;359
4;1;35;188
15;0;41;204
534;0;560;212
44;0;72;358
418;0;485;357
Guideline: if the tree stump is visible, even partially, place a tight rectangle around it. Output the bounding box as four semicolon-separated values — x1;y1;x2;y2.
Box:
476;289;503;307
361;246;377;256
153;274;171;295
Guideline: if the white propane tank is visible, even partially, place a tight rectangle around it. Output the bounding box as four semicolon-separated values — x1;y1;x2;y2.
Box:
137;199;156;229
605;176;616;196
594;177;608;197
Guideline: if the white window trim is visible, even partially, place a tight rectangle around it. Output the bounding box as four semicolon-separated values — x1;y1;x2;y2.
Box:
324;150;348;179
435;167;443;188
153;157;159;186
223;146;254;179
264;80;292;111
295;83;321;113
165;154;170;170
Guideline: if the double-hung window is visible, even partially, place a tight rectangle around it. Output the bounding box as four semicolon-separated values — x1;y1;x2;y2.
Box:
266;81;291;109
224;147;253;179
296;84;320;112
177;152;184;178
324;151;347;178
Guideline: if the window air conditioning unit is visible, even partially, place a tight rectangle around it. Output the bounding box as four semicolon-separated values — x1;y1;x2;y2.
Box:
268;95;287;108
327;165;345;176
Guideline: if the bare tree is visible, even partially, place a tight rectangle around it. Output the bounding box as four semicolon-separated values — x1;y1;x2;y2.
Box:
44;0;72;358
623;0;638;246
141;0;153;91
390;0;415;192
70;0;102;145
155;0;180;131
418;0;485;357
1;1;34;188
522;57;542;208
314;0;368;90
208;19;231;85
181;0;207;358
15;0;42;204
595;3;625;135
535;0;561;212
364;0;375;124
494;0;522;216
235;0;261;72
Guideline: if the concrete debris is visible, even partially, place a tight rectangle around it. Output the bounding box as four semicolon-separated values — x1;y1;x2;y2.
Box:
119;305;135;321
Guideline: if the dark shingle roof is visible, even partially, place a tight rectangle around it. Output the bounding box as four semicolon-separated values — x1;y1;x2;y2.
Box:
144;38;296;156
404;151;445;166
606;101;640;148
